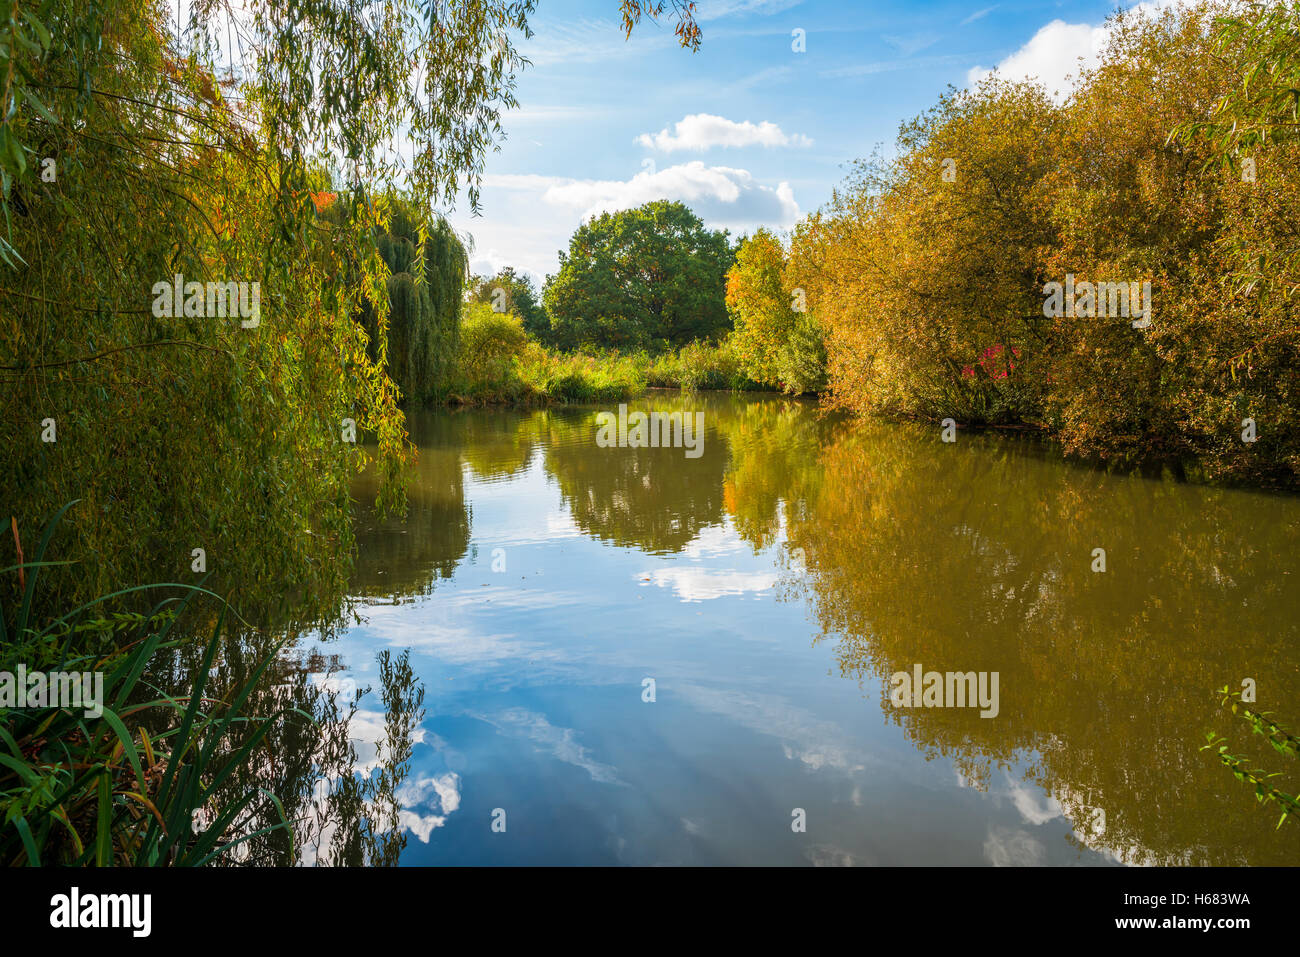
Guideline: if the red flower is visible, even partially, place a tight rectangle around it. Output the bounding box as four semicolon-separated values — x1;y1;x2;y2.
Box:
976;342;1017;378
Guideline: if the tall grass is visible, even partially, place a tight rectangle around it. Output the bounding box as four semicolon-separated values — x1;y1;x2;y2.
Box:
638;339;767;392
448;304;645;405
443;305;781;404
515;349;646;403
0;502;298;866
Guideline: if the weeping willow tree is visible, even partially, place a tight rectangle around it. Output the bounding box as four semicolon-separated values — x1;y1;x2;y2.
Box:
0;0;703;620
357;196;469;406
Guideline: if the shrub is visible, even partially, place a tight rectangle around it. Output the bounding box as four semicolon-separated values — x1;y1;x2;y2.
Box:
450;304;534;403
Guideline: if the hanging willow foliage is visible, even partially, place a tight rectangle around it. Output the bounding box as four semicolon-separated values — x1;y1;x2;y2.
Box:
0;0;702;619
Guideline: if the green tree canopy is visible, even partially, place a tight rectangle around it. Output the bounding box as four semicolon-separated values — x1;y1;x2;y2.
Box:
353;195;468;406
543;200;734;351
469;266;548;340
727;227;826;394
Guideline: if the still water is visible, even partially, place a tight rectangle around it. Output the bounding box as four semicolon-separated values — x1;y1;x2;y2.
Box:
323;392;1300;865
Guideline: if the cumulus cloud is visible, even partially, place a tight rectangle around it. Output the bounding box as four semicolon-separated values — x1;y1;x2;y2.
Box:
966;0;1187;102
966;19;1111;99
636;114;812;152
531;161;800;229
459;163;800;279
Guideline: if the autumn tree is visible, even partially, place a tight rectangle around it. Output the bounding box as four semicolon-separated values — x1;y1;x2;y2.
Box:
794;79;1060;424
797;0;1298;485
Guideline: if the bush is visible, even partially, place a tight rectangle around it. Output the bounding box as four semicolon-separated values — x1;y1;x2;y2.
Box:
774;312;829;396
449;304;534;403
0;506;291;866
449;305;645;405
643;338;767;392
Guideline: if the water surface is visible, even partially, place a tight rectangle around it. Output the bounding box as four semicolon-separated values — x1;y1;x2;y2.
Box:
324;392;1300;865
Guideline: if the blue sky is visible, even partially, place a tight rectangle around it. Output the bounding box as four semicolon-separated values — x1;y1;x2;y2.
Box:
447;0;1175;284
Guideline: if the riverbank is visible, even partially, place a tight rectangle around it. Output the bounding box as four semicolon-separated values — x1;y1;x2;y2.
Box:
434;369;1299;493
440;330;773;408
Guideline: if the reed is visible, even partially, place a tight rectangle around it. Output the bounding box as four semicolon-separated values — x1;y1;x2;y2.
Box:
0;503;298;866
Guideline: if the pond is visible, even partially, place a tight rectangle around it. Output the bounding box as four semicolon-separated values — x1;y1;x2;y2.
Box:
319;391;1300;865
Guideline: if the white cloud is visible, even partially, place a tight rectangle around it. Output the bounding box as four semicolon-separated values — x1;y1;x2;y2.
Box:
1005;775;1063;826
397;772;462;843
966;18;1110;99
682;522;748;560
960;5;997;26
451;210;567;285
636;113;812;152
457;163;799;280
356;605;564;665
966;1;1188;102
642;566;776;602
539;161;800;228
467;246;519;280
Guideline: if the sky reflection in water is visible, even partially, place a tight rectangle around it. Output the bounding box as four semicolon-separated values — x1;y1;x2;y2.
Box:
322;394;1300;866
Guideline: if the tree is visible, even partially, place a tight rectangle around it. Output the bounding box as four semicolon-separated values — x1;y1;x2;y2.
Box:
0;0;703;616
1172;1;1300;348
726;227;825;393
793;78;1059;424
543;200;734;351
795;1;1298;486
469;267;549;341
350;195;468;405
